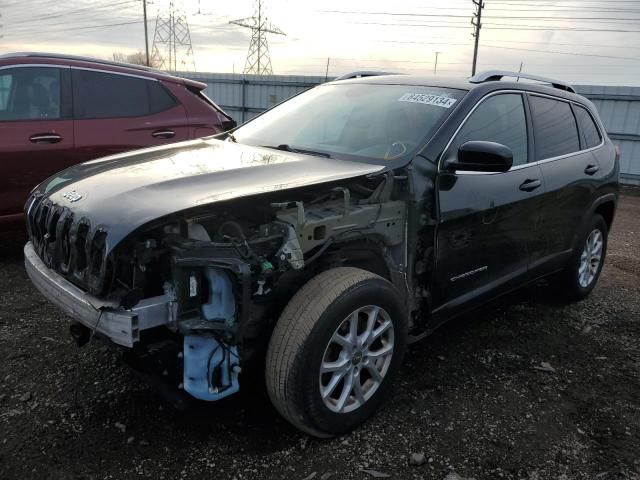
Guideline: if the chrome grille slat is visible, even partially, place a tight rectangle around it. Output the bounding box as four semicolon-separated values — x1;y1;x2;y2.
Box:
26;198;107;295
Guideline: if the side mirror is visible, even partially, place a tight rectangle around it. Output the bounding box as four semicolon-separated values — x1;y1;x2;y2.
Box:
445;141;513;173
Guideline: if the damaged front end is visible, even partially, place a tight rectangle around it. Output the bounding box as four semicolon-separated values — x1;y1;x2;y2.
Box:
25;172;409;403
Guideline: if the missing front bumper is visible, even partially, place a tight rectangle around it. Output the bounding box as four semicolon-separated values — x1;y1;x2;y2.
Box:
24;242;176;347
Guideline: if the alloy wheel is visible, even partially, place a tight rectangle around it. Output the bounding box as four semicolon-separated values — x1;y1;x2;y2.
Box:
578;228;603;288
319;305;395;413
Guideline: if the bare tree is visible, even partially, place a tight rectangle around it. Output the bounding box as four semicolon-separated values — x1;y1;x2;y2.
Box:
112;51;157;68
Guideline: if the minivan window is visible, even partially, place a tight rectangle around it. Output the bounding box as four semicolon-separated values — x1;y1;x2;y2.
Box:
0;74;12;110
72;70;176;119
529;95;580;160
149;81;177;114
0;67;61;121
450;93;528;166
575;105;602;149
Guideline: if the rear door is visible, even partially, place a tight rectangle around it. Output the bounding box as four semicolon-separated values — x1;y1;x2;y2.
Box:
0;65;74;222
528;94;602;271
433;92;545;316
71;69;189;162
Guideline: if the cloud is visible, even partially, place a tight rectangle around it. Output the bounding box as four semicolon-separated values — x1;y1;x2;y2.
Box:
1;0;639;85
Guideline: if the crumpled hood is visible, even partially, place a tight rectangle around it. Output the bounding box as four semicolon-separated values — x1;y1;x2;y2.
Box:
33;138;385;251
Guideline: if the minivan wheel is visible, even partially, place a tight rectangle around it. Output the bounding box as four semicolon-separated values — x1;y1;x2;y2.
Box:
555;214;608;301
265;267;407;437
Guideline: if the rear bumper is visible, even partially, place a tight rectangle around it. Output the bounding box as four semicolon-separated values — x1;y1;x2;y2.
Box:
24;242;176;347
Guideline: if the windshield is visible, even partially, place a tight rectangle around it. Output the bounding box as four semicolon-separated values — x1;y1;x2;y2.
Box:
233;83;466;163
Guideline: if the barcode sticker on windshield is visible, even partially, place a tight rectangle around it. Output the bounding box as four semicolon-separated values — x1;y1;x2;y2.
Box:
398;93;457;108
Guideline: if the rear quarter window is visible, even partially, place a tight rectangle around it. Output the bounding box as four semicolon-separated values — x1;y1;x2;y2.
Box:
149;81;177;114
529;95;580;160
575;105;602;149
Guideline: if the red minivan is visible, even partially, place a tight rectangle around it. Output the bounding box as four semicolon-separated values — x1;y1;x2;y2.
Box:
0;52;234;233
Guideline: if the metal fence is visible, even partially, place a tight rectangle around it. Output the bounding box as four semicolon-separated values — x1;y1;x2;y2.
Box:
183;72;329;124
182;72;640;185
574;85;640;185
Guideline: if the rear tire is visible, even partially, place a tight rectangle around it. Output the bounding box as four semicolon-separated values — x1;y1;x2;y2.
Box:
265;267;407;437
554;214;608;301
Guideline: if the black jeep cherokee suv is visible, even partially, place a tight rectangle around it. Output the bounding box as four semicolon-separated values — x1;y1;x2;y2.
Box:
24;70;619;437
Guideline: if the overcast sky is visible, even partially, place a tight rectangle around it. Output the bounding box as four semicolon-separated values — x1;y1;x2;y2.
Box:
2;0;640;85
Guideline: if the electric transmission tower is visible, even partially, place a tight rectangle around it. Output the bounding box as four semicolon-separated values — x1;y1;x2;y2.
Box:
151;0;196;72
230;0;285;75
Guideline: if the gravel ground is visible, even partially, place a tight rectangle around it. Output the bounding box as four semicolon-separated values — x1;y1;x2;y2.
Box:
1;192;639;480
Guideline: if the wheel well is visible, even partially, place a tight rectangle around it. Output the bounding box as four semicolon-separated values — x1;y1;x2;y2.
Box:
242;239;393;358
595;201;615;230
319;239;392;281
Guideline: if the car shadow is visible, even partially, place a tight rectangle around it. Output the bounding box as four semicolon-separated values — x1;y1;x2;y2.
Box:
0;235;26;263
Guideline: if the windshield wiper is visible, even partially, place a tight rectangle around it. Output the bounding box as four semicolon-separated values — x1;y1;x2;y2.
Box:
262;144;332;158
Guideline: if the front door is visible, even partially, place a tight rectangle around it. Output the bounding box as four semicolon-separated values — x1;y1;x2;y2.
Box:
432;92;545;318
0;65;74;225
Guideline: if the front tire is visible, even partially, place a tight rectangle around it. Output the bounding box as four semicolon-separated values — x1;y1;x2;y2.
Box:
265;267;407;437
555;214;608;301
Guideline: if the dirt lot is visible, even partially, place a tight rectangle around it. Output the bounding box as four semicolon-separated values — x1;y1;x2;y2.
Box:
1;193;639;480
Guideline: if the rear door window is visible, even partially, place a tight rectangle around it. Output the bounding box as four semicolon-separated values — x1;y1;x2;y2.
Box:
529;95;580;160
450;93;528;166
72;70;176;119
574;105;602;149
0;67;62;121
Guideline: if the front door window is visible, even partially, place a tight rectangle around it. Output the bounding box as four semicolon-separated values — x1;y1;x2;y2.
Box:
0;67;61;121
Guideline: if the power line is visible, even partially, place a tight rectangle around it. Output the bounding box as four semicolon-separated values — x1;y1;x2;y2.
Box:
7;20;143;36
321;11;470;18
486;6;640;13
482;43;640;62
320;10;640;22
378;38;640;51
8;0;139;25
480;39;640;50
352;22;472;29
352;20;640;33
484;25;640;32
6;14;139;33
490;0;640;3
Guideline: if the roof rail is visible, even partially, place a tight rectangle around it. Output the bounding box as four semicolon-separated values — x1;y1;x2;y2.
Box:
469;70;576;94
0;52;160;74
333;70;399;81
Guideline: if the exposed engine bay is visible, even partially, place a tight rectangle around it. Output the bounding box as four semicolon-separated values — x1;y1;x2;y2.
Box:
83;172;417;401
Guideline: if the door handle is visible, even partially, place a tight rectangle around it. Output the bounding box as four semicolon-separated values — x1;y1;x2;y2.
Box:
29;133;62;144
584;164;600;175
519;179;542;192
152;129;175;139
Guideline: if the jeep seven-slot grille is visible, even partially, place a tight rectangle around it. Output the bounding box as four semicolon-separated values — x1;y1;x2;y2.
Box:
27;197;108;295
